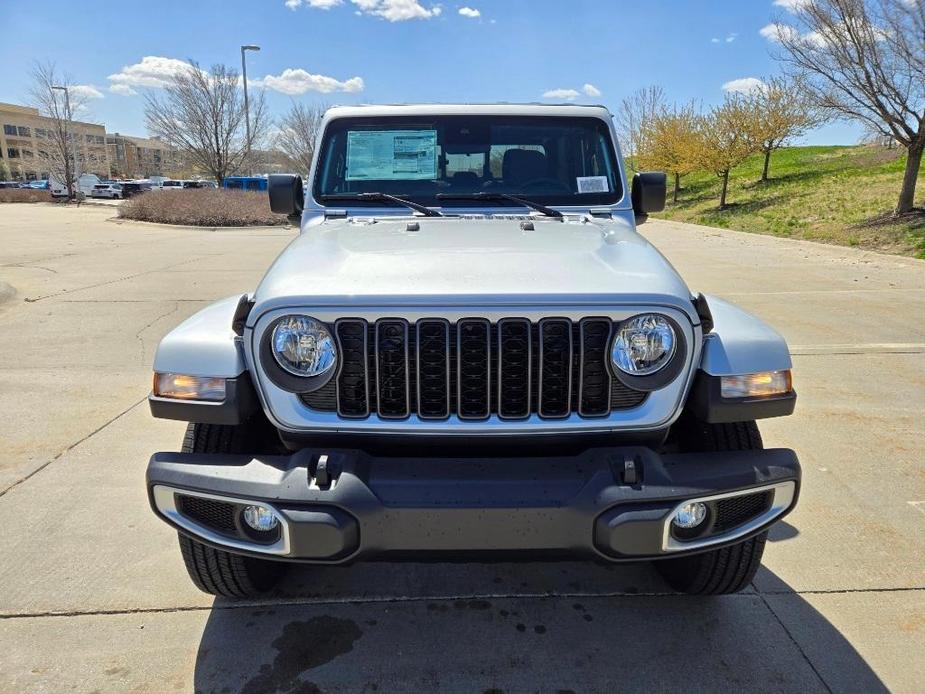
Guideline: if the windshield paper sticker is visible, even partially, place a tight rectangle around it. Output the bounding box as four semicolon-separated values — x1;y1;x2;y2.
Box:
576;176;609;194
346;130;438;181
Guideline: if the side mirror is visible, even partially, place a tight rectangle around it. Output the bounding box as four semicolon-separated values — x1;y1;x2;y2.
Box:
631;172;667;223
268;174;304;219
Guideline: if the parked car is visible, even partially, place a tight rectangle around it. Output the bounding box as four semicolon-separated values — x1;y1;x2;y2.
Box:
120;181;152;199
147;104;800;599
159;180;184;190
0;181;20;189
28;180;49;190
224;176;268;192
90;183;122;199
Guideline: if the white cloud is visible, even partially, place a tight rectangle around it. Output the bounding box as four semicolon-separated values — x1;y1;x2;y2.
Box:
725;32;737;42
70;84;104;100
287;0;442;20
253;68;364;94
543;88;580;100
459;6;480;17
722;77;766;94
760;22;827;47
710;37;721;43
582;83;601;97
109;84;137;96
773;0;811;12
107;56;193;93
286;0;344;7
760;22;799;42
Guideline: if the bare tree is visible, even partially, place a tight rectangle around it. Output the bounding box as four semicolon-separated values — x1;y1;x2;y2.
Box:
693;96;762;209
144;61;268;184
773;0;925;214
29;62;91;197
638;101;700;202
274;102;328;175
614;86;665;171
746;75;824;182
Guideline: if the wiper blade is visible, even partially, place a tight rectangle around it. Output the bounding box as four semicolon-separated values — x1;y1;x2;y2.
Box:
436;192;563;218
321;192;443;217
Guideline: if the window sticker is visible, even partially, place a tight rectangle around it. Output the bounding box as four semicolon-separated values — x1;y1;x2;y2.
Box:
576;176;610;194
346;129;438;181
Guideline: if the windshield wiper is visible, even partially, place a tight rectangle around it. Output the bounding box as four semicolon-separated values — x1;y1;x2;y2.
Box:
321;192;443;217
435;192;563;218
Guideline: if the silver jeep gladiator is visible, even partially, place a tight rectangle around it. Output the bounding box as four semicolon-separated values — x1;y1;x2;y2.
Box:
147;104;799;598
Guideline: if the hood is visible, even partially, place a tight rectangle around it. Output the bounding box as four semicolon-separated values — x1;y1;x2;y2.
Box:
252;213;693;315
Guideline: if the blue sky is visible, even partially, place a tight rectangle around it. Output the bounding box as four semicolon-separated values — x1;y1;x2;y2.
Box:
0;0;861;145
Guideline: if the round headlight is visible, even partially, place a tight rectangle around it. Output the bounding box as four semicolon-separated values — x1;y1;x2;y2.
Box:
271;316;337;377
611;314;676;375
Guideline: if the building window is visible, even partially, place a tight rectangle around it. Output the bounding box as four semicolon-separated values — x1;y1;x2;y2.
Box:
7;148;20;159
17;126;31;137
22;149;33;159
34;128;47;138
3;124;17;136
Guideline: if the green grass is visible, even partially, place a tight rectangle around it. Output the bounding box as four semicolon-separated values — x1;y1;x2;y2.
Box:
652;145;925;259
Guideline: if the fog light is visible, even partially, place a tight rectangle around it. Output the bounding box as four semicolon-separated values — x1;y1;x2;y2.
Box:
242;505;279;532
673;502;707;529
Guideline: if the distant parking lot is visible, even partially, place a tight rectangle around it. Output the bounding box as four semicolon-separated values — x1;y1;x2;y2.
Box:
1;204;923;692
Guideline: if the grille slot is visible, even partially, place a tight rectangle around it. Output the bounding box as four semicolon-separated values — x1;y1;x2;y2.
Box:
498;318;532;419
375;319;410;418
578;318;613;417
335;319;369;417
538;318;573;418
416;319;451;419
457;318;491;420
713;491;773;532
299;317;648;419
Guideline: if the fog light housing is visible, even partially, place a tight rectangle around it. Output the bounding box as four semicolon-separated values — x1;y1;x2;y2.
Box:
721;370;792;399
672;502;708;529
242;505;279;533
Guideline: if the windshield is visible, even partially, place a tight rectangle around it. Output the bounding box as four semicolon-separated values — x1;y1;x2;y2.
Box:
313;115;621;209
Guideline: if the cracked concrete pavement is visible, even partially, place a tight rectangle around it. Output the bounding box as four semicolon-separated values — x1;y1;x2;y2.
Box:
0;204;923;692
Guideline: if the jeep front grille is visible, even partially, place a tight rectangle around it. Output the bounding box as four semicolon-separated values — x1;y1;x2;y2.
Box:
301;317;647;420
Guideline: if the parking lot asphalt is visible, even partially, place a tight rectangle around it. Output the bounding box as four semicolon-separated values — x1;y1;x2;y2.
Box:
0;204;923;693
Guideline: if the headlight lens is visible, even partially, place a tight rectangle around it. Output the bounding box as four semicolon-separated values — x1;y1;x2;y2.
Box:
611;314;676;375
271;316;337;377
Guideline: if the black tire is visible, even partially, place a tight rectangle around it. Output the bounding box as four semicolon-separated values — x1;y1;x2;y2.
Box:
655;420;768;595
176;422;286;599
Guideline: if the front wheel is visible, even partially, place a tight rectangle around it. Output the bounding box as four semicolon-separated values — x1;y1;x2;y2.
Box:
176;421;286;598
655;420;768;595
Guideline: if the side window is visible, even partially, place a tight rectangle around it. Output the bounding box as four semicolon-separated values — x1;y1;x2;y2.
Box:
3;124;16;136
18;126;31;137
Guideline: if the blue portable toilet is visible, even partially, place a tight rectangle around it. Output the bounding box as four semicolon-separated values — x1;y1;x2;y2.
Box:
223;176;268;192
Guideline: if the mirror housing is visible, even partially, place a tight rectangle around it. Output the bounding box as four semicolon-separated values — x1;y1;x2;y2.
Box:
268;174;304;220
631;172;667;223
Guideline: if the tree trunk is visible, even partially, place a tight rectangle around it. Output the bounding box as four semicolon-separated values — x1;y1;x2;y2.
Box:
719;170;730;209
761;147;772;183
895;139;924;215
673;172;680;203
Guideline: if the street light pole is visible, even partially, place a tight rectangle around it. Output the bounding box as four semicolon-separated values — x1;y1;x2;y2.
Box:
51;85;73;198
241;45;260;175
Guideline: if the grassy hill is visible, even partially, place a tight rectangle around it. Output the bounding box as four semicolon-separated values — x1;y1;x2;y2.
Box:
652;145;925;259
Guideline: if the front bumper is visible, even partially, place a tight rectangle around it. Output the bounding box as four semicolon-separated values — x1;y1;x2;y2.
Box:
147;446;800;563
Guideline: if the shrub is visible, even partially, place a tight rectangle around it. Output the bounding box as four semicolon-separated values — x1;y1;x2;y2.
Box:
117;188;288;227
0;189;52;203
